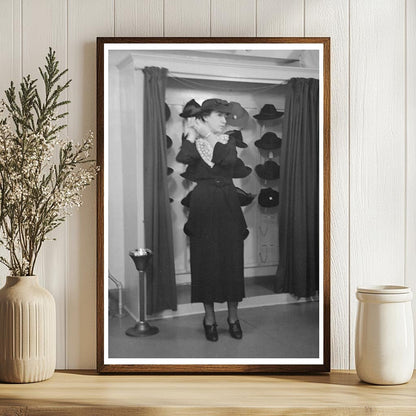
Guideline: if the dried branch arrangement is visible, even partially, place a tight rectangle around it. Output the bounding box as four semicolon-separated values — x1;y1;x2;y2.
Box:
0;48;96;276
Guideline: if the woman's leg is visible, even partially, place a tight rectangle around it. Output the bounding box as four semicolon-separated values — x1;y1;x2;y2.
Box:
203;302;218;342
227;301;243;339
204;302;216;325
227;301;239;323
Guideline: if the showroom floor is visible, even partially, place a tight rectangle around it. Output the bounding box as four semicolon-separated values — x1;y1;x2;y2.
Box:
108;300;319;359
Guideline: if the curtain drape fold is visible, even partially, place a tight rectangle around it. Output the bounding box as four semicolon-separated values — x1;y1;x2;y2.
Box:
275;77;319;298
142;66;177;313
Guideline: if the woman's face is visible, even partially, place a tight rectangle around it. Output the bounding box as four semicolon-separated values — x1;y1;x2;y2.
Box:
203;111;227;134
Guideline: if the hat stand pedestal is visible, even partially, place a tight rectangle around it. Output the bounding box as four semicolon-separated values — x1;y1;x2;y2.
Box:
125;249;159;337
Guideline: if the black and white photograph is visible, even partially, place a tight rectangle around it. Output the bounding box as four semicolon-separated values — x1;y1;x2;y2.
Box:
97;38;330;373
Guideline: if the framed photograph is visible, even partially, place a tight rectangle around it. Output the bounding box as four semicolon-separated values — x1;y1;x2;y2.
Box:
97;37;330;373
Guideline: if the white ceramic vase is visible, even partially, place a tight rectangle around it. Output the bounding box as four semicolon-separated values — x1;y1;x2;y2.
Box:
355;285;414;385
0;276;56;383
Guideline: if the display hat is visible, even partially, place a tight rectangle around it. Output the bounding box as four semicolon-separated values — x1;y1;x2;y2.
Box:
254;132;282;150
258;187;279;207
169;197;174;203
181;191;193;208
253;104;284;120
179;99;201;118
232;158;252;179
165;103;171;120
255;160;280;180
167;167;174;176
235;187;256;207
226;130;248;148
180;164;197;182
166;135;173;149
226;102;249;128
200;98;230;114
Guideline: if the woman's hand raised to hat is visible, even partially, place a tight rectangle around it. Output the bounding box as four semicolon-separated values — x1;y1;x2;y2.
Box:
193;119;212;138
184;118;197;143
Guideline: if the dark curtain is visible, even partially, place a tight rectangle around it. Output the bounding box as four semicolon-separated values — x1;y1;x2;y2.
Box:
275;78;319;298
142;67;177;313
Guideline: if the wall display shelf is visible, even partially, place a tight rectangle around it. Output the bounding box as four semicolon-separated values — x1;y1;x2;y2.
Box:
0;371;415;415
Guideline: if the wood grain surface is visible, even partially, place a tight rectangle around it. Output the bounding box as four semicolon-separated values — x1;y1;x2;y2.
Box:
0;371;415;415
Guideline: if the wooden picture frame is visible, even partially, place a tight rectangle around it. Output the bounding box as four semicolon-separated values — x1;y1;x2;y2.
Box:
97;37;330;374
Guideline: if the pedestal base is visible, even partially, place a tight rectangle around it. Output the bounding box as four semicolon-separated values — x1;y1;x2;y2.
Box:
125;321;159;337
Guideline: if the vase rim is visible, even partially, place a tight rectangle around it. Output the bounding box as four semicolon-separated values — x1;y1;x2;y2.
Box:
357;285;411;294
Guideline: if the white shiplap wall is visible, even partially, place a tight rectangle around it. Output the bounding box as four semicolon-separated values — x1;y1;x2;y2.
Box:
0;0;413;370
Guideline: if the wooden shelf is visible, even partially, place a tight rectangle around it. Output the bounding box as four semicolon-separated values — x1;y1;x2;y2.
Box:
0;370;415;415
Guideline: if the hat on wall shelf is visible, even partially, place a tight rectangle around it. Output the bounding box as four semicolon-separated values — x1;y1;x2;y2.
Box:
253;104;284;120
226;102;249;129
165;103;171;121
255;160;280;180
180;162;202;182
181;191;193;208
166;135;173;149
226;129;248;148
258;187;279;207
179;99;201;118
232;158;252;179
254;132;282;150
235;187;256;207
167;167;174;176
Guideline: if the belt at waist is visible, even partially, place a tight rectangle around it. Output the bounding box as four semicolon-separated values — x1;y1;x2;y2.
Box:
197;177;233;187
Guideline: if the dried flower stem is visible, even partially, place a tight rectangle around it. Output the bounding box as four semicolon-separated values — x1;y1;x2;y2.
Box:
0;48;96;276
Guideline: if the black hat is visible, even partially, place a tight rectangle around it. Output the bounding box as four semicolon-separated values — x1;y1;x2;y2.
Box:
166;135;173;149
255;160;280;180
235;187;256;207
165;103;171;120
169;197;174;203
181;191;193;208
253;104;284;120
179;99;201;118
226;130;248;148
258;188;279;207
232;158;252;179
254;132;282;150
180;165;197;182
200;98;230;114
226;102;249;129
167;167;174;176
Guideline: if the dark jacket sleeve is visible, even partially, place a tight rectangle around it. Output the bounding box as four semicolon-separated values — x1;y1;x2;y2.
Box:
212;139;237;166
176;134;200;165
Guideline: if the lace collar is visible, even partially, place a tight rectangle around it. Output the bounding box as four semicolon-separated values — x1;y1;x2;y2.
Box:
196;138;214;167
195;134;229;168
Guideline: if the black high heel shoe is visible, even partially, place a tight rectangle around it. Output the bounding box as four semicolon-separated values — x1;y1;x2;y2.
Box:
203;319;218;342
227;318;243;339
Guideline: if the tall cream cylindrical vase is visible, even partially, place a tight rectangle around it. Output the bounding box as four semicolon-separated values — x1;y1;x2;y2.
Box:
355;285;414;385
0;276;56;383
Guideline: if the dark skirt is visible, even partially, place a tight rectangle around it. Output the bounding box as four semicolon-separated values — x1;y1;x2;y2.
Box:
184;178;246;303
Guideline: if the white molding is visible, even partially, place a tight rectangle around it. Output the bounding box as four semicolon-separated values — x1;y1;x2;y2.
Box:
114;50;319;83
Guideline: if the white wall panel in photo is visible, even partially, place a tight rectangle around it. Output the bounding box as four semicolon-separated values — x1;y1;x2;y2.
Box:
349;0;406;369
22;0;68;369
67;0;114;370
406;0;416;365
305;0;350;370
115;0;163;37
164;0;210;37
211;0;256;37
256;0;304;37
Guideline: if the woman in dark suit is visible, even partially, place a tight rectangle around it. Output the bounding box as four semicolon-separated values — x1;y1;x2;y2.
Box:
176;99;247;342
